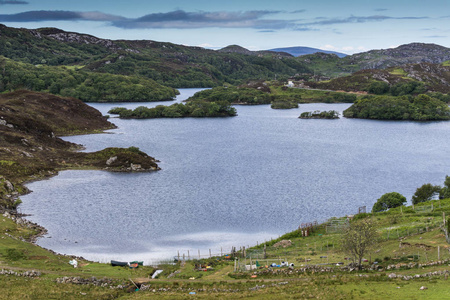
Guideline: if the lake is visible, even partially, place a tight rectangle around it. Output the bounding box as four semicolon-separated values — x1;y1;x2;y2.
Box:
21;88;450;264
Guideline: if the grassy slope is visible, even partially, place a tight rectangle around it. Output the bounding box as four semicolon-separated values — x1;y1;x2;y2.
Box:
2;197;450;299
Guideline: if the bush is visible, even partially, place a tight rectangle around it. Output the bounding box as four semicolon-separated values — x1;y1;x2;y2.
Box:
372;192;406;212
412;183;441;205
4;248;26;261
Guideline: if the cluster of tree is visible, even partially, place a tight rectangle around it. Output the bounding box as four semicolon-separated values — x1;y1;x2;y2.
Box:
343;94;450;121
0;56;177;102
299;110;340;119
187;86;272;105
188;84;357;109
368;81;427;96
372;175;450;212
108;100;237;118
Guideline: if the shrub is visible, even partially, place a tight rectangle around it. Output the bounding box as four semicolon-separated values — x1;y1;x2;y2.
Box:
372;192;406;212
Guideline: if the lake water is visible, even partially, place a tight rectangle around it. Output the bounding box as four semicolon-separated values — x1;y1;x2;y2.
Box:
21;88;450;264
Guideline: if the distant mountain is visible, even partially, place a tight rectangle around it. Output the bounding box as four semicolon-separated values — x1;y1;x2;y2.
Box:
345;43;450;70
297;43;450;77
269;46;347;58
218;45;293;58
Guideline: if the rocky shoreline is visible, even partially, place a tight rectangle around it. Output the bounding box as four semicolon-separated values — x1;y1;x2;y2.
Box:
0;90;161;248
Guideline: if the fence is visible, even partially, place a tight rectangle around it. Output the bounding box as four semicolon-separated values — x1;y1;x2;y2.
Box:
325;217;349;233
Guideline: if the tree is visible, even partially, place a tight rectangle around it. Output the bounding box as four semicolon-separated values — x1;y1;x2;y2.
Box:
372;192;406;212
341;218;378;270
439;175;450;199
412;183;441;205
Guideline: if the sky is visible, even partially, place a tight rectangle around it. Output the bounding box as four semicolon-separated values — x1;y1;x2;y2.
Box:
0;0;449;54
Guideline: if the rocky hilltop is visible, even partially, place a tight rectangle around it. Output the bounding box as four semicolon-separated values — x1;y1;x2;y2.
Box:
306;62;450;94
346;43;450;70
0;91;159;212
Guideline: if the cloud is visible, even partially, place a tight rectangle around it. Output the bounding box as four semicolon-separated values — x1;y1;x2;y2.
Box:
320;44;337;51
0;9;428;34
0;10;124;22
424;35;447;38
291;10;306;14
303;15;428;26
112;10;298;30
374;8;388;12
0;0;28;4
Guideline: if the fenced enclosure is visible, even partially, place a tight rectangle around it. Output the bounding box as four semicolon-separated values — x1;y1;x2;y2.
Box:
325;217;349;233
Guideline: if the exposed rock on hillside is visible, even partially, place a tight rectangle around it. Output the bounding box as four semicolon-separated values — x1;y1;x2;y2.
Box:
0;91;160;212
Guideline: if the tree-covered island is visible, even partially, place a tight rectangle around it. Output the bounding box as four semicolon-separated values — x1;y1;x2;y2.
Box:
108;100;237;118
299;110;340;119
343;94;450;121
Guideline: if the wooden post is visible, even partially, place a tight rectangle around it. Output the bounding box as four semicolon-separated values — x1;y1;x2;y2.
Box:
183;253;185;262
198;249;201;259
234;258;237;272
188;250;190;260
178;251;180;261
209;249;211;258
250;257;253;270
221;247;223;257
438;246;440;260
264;244;267;259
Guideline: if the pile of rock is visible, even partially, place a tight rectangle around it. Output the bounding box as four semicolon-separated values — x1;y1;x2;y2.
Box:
388;270;449;281
55;276;124;289
0;269;41;277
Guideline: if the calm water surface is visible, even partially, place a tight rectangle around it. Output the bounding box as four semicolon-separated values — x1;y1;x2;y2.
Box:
21;89;450;263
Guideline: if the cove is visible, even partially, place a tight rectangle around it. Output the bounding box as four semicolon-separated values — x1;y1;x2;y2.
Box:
21;89;450;264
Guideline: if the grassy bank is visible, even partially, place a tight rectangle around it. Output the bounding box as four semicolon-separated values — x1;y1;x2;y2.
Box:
2;197;450;299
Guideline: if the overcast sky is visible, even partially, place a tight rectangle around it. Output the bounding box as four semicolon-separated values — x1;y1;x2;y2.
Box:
0;0;449;54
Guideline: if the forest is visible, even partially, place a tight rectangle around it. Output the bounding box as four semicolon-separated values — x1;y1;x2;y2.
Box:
0;56;177;102
343;94;450;120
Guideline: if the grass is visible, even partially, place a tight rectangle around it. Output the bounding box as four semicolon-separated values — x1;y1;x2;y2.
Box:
442;60;450;66
2;198;450;298
389;68;408;76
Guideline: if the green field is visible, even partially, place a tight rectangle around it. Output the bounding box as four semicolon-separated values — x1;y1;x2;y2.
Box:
2;197;450;299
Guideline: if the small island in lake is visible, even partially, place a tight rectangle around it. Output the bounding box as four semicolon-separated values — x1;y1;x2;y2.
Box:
343;94;450;121
299;110;340;119
108;100;237;118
